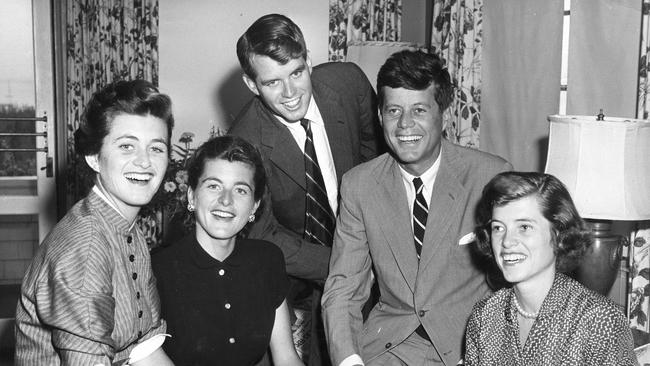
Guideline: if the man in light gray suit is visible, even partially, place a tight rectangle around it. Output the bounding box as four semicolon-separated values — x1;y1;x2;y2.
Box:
321;50;512;366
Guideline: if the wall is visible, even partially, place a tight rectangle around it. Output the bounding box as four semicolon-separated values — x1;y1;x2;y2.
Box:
158;0;329;147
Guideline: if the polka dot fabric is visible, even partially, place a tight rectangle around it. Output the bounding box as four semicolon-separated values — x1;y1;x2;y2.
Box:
464;273;639;365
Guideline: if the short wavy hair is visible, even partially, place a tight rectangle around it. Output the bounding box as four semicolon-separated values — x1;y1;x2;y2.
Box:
376;50;454;112
74;79;174;157
236;13;307;80
187;135;266;203
474;171;592;273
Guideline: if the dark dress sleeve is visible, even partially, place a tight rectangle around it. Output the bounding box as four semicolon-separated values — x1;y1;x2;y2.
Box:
264;241;290;309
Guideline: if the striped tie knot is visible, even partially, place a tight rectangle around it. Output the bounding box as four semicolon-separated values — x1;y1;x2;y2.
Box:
300;119;335;246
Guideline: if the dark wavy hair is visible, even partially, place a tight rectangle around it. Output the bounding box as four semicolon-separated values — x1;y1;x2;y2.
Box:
236;13;307;80
187;135;267;203
376;50;454;112
474;171;592;273
74;79;174;157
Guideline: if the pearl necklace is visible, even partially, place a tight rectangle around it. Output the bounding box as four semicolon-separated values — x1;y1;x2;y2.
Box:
513;294;538;319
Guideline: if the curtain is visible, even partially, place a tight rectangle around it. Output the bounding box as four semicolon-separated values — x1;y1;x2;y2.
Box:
429;0;483;148
65;0;160;210
630;0;650;338
328;0;402;62
481;0;563;171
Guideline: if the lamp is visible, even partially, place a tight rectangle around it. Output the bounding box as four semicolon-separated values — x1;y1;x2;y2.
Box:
545;114;650;295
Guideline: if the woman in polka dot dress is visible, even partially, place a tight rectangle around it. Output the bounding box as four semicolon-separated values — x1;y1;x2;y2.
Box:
464;172;638;366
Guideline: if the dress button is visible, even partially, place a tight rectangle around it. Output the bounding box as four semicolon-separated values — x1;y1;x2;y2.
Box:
385;342;392;349
132;272;137;280
225;303;231;309
218;269;225;276
129;254;135;262
136;292;141;299
138;310;143;318
138;331;142;338
229;337;235;344
419;310;425;317
127;236;133;244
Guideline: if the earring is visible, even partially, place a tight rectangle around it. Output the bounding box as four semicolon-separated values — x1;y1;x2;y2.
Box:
187;203;195;212
248;214;255;223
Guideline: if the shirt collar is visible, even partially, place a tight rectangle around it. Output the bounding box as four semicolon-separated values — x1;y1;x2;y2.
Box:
505;272;569;324
398;146;442;190
189;233;245;269
92;184;137;231
87;188;135;234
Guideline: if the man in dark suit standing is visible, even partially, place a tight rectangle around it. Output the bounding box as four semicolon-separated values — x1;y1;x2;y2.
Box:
322;50;512;366
229;13;382;366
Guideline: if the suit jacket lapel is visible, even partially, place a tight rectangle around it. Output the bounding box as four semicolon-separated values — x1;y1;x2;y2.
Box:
313;80;354;182
373;158;418;292
257;102;307;191
418;141;469;270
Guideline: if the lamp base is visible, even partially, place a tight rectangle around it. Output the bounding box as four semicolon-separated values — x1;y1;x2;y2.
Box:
570;220;624;296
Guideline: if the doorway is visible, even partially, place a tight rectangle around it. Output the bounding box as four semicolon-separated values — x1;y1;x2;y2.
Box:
0;0;57;361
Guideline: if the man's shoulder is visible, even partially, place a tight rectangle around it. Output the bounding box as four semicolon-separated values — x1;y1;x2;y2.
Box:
312;62;367;89
343;153;393;182
444;140;511;174
229;97;268;141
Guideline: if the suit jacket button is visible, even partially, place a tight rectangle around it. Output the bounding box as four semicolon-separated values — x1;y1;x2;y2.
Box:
419;310;426;317
385;342;392;349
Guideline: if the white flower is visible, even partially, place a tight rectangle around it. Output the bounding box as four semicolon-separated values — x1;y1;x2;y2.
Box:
164;181;177;193
175;170;188;184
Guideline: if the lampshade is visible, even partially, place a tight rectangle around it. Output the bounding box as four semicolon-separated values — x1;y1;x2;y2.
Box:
544;115;650;221
346;41;420;90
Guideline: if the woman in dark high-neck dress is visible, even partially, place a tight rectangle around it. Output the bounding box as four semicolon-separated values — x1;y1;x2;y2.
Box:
153;135;302;366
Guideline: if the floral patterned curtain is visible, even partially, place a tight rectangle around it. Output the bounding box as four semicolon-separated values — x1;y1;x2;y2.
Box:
64;0;160;210
430;0;482;148
328;0;402;62
630;0;650;338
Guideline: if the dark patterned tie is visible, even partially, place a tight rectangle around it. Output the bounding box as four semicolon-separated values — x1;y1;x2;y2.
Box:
300;119;336;247
412;177;428;259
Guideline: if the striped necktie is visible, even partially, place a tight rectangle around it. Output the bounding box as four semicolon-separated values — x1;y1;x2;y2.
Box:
300;118;336;246
412;177;428;259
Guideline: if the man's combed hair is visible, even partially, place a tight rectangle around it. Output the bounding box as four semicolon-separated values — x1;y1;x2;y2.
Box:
376;50;454;112
236;13;307;79
474;171;593;273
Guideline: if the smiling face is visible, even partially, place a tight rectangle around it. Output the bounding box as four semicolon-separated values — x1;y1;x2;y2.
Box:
85;113;169;221
490;195;556;288
188;159;260;249
380;85;443;176
243;54;313;123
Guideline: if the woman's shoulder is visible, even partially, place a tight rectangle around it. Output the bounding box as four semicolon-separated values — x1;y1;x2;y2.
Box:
559;274;627;322
237;238;286;267
238;238;282;254
151;234;193;264
471;287;512;317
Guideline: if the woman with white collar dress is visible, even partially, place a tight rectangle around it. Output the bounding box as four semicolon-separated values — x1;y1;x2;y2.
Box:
15;80;175;365
464;171;638;366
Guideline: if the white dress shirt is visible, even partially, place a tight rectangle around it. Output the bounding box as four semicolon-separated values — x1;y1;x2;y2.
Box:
338;149;442;366
398;151;441;230
276;96;338;214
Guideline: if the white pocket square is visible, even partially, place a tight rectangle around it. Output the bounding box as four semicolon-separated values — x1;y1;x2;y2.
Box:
458;232;476;246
